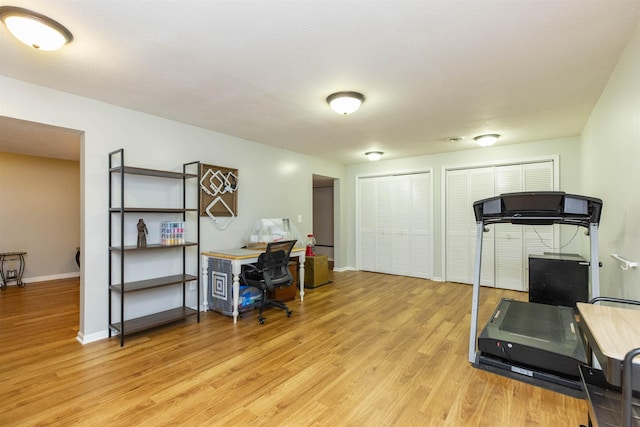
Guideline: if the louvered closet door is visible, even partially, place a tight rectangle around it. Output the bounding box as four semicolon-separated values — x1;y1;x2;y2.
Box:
494;165;524;290
523;161;555;290
375;178;393;274
493;162;555;291
446;167;495;285
391;175;411;276
410;173;432;278
445;160;555;290
358;173;433;278
359;178;377;272
445;170;471;283
469;167;495;287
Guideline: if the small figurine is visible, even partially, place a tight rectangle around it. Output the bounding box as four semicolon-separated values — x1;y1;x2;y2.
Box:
137;219;148;248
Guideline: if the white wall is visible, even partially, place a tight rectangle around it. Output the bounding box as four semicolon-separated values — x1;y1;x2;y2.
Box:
0;75;346;342
345;137;583;280
581;21;640;301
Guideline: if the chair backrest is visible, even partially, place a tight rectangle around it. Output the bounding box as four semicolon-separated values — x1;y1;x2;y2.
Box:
258;240;297;288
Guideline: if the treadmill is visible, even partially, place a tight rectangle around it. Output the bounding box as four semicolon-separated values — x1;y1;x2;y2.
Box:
468;191;603;397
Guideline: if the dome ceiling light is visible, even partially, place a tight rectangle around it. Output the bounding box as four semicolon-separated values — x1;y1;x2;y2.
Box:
474;134;500;147
365;151;383;161
327;91;365;115
0;6;73;51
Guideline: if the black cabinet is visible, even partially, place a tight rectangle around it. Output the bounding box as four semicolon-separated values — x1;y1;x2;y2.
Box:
108;149;200;346
528;253;588;312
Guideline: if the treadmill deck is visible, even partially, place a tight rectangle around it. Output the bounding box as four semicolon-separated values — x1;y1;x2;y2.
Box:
478;298;587;379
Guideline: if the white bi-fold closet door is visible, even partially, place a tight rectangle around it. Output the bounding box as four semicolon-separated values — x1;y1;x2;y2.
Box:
445;160;556;290
358;172;432;279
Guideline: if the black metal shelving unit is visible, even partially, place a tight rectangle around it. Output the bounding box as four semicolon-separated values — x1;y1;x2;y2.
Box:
108;149;200;346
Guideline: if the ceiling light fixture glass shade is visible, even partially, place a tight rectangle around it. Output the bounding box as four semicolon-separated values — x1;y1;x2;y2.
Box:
365;151;383;161
0;6;73;51
474;134;500;147
327;91;365;115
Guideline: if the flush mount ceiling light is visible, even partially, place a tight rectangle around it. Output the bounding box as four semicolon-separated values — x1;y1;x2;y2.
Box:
0;6;73;51
365;151;383;161
474;134;500;147
327;91;365;115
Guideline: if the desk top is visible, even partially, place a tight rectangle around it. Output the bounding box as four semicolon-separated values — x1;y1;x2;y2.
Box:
202;246;305;260
0;251;26;257
578;302;640;364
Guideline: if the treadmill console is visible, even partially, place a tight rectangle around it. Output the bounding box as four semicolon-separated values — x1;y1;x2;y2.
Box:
473;191;603;226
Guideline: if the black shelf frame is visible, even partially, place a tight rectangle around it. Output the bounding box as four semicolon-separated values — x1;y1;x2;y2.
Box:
108;149;200;346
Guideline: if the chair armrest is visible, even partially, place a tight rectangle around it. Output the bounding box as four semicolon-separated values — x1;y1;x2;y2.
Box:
242;263;261;274
240;263;264;286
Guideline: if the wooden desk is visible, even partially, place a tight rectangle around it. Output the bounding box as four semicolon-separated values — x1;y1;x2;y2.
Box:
578;302;640;426
578;302;640;386
202;247;306;323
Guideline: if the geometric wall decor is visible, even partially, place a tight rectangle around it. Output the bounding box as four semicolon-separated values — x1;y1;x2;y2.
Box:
200;164;239;230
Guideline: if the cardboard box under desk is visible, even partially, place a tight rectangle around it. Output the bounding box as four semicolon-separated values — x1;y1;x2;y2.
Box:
304;255;329;288
269;259;298;302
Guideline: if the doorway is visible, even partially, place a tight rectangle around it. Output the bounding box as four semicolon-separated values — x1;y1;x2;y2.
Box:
312;174;336;268
0;116;82;337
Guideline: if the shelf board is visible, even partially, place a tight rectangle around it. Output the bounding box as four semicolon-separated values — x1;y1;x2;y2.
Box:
110;307;198;335
110;242;198;252
110;165;198;179
110;274;198;293
109;207;199;213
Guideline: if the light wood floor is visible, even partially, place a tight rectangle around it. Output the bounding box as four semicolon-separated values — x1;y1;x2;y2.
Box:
0;272;587;426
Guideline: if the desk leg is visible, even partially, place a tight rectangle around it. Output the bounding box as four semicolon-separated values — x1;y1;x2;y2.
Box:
232;260;241;323
298;253;305;301
201;255;209;312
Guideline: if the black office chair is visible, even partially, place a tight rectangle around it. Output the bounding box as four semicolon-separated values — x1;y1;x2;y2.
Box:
240;239;297;324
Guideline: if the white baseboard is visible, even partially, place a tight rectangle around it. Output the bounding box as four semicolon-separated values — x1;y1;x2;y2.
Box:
331;267;443;282
332;266;356;272
76;329;109;345
23;272;80;284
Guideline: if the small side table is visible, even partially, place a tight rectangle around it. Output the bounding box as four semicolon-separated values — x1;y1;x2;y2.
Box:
0;251;27;290
304;255;329;288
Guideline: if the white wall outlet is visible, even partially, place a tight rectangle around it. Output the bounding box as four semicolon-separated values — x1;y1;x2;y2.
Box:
298;214;302;222
189;283;196;291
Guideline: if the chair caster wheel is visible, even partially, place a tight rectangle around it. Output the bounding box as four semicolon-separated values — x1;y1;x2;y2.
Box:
259;318;265;324
287;311;292;317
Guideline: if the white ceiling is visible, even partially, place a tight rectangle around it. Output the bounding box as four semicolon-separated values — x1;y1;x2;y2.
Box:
1;0;639;164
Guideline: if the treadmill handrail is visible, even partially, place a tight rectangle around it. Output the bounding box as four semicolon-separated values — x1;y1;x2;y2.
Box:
473;191;603;227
